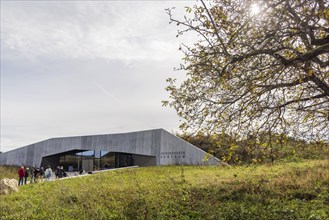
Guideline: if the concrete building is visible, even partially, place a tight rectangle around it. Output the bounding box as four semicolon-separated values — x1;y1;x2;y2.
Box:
0;129;222;171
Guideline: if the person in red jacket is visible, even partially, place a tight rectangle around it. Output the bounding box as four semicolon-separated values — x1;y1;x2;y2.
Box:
18;166;25;186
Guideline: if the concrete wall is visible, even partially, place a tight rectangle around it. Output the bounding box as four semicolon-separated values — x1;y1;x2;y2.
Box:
0;129;221;167
159;130;221;165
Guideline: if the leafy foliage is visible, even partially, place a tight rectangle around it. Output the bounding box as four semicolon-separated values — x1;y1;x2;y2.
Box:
179;132;329;164
164;0;329;141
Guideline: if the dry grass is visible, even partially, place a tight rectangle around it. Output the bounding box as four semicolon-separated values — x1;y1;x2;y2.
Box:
0;165;19;180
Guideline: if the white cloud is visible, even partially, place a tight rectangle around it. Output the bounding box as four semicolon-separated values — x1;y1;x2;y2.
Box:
1;1;188;62
0;1;195;152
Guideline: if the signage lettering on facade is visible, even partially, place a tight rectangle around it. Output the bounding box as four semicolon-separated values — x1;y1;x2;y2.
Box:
160;151;185;159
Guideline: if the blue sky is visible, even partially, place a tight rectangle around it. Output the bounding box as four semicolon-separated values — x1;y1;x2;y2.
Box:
1;1;195;152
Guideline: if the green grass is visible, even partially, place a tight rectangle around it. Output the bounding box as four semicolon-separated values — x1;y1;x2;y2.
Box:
0;165;19;180
1;160;329;219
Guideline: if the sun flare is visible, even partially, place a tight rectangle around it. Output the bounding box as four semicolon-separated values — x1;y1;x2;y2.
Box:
250;3;261;15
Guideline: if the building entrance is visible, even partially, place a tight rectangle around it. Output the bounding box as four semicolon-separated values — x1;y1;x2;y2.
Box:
41;150;140;172
82;158;93;172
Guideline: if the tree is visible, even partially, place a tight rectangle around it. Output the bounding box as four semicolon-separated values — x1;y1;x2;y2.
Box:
164;0;329;142
178;131;329;164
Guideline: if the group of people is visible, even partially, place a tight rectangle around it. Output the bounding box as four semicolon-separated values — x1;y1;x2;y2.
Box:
18;165;85;186
17;165;55;186
54;166;68;179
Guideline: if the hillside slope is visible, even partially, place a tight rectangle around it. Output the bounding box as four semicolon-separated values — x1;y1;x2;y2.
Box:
1;160;328;219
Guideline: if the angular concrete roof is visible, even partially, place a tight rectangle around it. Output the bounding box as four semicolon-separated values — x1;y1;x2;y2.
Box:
0;129;222;167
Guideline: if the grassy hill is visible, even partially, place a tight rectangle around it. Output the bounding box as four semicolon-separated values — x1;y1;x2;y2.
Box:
1;160;328;219
0;166;19;180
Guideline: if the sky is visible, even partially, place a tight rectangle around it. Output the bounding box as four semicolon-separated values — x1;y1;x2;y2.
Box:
1;0;196;152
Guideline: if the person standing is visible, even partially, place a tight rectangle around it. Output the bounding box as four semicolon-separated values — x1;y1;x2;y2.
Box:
55;166;59;179
18;166;25;186
39;167;44;182
24;167;30;184
45;166;52;181
34;167;40;183
58;166;64;178
30;166;36;183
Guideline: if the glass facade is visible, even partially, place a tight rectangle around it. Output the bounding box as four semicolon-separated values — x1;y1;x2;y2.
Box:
57;150;135;171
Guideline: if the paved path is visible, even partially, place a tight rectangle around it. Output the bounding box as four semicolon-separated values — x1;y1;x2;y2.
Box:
55;166;139;181
21;166;139;184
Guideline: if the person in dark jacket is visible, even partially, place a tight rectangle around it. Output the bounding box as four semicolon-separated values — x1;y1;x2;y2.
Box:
24;167;30;184
34;167;40;183
39;167;44;182
18;166;25;186
58;166;64;178
55;166;60;179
